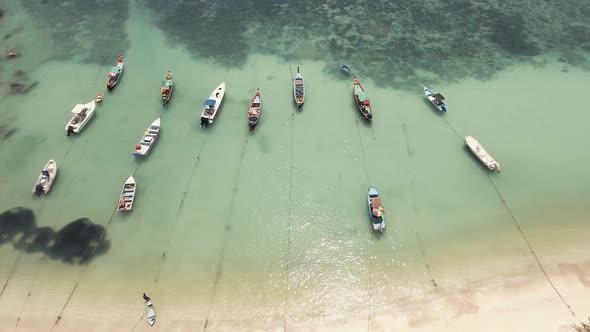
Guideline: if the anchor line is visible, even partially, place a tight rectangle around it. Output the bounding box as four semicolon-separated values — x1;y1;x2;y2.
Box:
283;62;296;331
353;116;375;329
485;175;576;318
148;134;209;288
442;113;574;317
49;282;79;332
203;130;250;330
9;55;118;326
47;199;124;331
146;68;233;316
442;117;463;142
12;256;46;331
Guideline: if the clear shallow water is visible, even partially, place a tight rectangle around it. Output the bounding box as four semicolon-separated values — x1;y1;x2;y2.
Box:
0;1;589;330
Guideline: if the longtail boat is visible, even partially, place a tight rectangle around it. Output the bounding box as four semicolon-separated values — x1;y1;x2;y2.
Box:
353;77;373;122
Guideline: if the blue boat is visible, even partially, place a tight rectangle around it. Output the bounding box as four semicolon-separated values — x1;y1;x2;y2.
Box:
424;86;447;112
368;186;386;234
340;63;352;73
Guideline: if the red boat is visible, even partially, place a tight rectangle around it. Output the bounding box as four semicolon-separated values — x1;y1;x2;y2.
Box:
248;89;261;131
353;77;373;122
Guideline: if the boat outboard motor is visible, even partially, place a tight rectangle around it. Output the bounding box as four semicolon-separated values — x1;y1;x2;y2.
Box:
34;183;44;197
200;117;209;128
441;105;447;112
67;126;74;137
367;112;373;119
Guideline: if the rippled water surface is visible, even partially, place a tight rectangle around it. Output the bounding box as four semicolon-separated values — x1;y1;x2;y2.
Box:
0;0;589;330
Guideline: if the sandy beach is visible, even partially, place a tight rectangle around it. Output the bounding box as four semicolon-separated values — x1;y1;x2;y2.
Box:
0;0;589;331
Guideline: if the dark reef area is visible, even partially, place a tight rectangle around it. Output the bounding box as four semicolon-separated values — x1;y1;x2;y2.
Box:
0;207;110;264
11;0;590;89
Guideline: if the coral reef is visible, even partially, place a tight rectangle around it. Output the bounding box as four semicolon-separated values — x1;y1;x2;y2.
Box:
143;0;590;88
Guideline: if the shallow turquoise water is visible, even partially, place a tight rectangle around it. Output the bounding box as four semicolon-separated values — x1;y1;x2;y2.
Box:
0;1;589;330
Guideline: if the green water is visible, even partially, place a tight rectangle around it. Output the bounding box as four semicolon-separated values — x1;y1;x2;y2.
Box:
0;1;589;331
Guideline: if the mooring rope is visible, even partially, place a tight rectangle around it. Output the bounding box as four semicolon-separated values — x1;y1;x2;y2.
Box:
282;62;297;331
202;67;256;329
46;50;182;329
203;131;249;330
485;175;576;318
440;115;575;318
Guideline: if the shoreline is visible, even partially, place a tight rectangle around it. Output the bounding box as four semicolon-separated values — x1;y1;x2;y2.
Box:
0;252;587;331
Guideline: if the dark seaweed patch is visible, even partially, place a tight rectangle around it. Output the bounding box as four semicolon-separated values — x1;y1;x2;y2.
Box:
0;207;110;264
19;0;129;64
143;0;589;89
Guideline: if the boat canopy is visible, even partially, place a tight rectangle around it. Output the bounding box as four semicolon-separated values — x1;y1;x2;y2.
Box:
434;93;445;101
358;91;368;102
71;104;89;114
203;99;216;106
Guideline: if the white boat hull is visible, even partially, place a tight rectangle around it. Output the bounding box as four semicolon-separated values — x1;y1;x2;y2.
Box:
200;82;226;127
117;175;136;211
32;159;57;196
423;86;447;112
146;301;155;326
133;118;160;157
465;136;501;172
65;100;97;134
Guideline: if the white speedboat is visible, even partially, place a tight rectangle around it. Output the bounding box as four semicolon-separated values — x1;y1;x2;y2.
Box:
32;159;57;196
133;118;160;157
368;186;386;234
465;136;501;172
65;100;97;136
200;82;226;127
423;86;447;112
117;175;136;211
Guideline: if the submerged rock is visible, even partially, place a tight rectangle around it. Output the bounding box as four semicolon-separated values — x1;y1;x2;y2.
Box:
0;125;17;140
9;81;38;94
13;70;26;77
10;82;25;93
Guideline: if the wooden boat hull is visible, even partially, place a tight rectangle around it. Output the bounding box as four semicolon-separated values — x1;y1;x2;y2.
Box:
107;57;124;90
32;159;57;196
117;175;136;211
248;89;261;131
367;186;386;233
161;79;174;105
353;77;373;122
133;118;160;157
464;136;501;172
293;70;305;107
